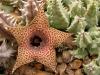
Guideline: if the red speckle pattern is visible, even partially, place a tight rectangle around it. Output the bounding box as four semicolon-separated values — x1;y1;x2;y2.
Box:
6;5;74;73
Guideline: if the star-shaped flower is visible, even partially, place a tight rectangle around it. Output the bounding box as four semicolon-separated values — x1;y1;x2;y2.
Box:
0;4;74;74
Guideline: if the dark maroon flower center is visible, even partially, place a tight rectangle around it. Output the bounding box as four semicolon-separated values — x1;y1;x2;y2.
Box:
30;35;42;47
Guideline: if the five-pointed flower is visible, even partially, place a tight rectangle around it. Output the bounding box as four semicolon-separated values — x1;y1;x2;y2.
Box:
0;5;74;73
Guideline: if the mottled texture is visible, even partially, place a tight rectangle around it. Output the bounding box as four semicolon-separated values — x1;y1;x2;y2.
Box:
4;5;74;73
19;0;45;25
0;37;15;65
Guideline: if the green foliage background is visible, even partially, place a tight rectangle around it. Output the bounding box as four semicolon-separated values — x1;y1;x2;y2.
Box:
46;0;100;75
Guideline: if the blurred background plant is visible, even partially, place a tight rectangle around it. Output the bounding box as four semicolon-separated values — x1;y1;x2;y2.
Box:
46;0;100;75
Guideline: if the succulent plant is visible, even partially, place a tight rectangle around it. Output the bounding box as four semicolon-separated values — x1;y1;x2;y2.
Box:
0;0;14;6
0;3;14;13
67;0;99;32
46;0;69;30
72;27;100;59
19;0;44;25
46;0;100;59
83;60;100;75
0;0;45;27
46;0;100;74
46;0;99;30
67;16;87;33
